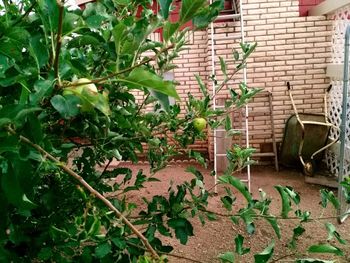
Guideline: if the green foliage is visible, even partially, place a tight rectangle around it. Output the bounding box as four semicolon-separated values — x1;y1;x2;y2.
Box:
308;244;343;256
254;241;274;263
0;1;347;262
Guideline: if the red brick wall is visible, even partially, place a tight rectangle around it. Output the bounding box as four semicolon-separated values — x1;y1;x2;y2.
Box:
299;0;325;16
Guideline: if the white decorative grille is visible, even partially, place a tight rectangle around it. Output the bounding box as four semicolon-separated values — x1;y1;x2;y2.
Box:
325;6;350;177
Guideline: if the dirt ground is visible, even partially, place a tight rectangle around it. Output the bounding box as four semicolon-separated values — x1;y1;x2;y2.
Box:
117;162;350;263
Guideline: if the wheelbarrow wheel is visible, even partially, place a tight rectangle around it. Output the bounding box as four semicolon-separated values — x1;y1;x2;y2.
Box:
303;160;315;177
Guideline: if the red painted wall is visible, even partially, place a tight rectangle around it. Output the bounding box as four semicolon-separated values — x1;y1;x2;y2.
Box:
299;0;325;16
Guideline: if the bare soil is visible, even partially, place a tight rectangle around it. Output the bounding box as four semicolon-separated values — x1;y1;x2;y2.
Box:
117;162;350;263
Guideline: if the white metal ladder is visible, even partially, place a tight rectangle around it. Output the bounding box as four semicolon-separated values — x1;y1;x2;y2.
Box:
210;0;251;192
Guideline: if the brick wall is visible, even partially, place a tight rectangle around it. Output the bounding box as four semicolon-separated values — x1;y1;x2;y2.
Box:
133;0;333;165
160;0;333;164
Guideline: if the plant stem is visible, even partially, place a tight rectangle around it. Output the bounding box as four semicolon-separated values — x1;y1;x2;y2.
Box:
135;93;150;116
101;158;113;176
12;1;37;27
210;63;245;101
200;207;350;222
54;0;64;85
8;128;160;259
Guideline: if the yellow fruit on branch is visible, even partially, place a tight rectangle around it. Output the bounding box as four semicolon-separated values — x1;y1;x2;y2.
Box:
63;78;98;96
193;117;207;131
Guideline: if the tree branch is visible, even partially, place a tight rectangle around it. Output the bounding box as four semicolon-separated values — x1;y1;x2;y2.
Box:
62;44;175;88
7;127;159;259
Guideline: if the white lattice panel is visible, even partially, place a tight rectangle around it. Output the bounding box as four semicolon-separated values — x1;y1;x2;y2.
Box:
326;6;350;177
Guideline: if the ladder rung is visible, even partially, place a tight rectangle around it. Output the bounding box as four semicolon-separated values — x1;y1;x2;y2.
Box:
215;14;241;21
214;35;242;41
252;152;276;157
216;153;227;157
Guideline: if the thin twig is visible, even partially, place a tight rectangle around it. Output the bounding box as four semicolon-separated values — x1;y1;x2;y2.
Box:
270;253;298;263
101;158;113;176
210;63;246;101
135;93;150;116
199;207;350;222
53;0;64;84
7;127;159;259
12;1;37;27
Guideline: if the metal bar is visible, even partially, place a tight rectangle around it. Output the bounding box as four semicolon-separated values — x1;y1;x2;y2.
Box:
300;121;333;126
338;24;350;224
239;0;251;192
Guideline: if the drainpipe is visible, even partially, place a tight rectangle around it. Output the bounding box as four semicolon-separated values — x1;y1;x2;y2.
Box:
338;24;350;223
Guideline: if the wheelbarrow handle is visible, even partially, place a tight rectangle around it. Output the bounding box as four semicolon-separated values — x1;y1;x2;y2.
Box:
327;84;332;92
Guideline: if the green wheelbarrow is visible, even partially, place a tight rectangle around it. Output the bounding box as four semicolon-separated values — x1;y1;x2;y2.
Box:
279;82;340;176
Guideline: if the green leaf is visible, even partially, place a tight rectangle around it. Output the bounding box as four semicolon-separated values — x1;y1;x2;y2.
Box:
233;50;239;61
67;35;101;49
192;0;223;29
308;244;343;256
38;247;52;260
119;68;180;99
264;216;281;239
225;115;232;131
235;234;250;255
188;150;206;167
0;38;22;61
115;0;129;5
284;186;300;205
95;242;111;258
87;218;101;236
240;209;255;234
219;175;252;203
195;74;208;96
221;196;234;211
86;14;107;28
185;166;204;181
158;0;173;19
289;225;305;249
254;241;274;263
112;22;128;59
180;0;206;25
325;223;346;244
50;95;80;119
1;164;36;210
274;185;292;218
163;21;179;42
30;79;54;105
150;90;170;111
0;136;18;154
29;35;49;68
320;189;340;210
167;218;194;245
219;57;227;78
218;252;235;263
